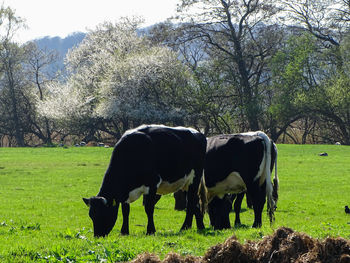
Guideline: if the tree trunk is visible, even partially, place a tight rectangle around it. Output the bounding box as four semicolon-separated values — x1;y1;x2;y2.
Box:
7;63;25;146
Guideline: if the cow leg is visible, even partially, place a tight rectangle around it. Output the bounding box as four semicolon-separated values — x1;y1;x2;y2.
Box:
193;169;205;230
143;188;157;235
174;190;187;211
121;203;130;235
249;186;266;228
233;193;244;227
246;192;253;209
252;203;263;228
208;196;222;229
180;191;194;230
142;194;161;206
181;170;205;231
221;195;233;229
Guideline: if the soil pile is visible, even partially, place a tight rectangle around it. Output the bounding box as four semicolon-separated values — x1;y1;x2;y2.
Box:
130;227;350;263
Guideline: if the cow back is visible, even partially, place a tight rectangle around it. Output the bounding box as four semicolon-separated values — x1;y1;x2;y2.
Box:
205;134;264;188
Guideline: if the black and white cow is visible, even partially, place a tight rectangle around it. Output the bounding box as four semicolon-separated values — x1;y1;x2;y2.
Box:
201;131;278;229
83;124;206;237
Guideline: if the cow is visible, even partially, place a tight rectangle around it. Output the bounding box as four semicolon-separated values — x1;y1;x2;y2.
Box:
83;124;206;237
200;131;279;229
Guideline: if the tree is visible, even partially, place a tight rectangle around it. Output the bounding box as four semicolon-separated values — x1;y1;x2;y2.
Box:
281;0;350;144
303;36;350;144
283;0;341;46
148;22;237;135
175;0;284;131
282;0;349;70
307;75;350;144
22;42;60;145
0;6;29;146
39;18;194;139
269;33;319;141
270;29;350;144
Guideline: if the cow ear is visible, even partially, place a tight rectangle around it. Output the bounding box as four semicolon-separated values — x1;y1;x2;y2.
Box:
83;198;90;207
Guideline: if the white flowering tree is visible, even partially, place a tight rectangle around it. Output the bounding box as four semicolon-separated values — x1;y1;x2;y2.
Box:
39;18;193;139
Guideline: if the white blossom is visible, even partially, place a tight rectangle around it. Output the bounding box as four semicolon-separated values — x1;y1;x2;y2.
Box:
37;82;94;120
38;18;192;128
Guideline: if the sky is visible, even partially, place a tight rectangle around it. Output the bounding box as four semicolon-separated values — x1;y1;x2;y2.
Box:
4;0;180;43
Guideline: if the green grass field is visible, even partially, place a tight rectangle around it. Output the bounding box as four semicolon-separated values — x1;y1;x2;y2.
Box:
0;145;349;262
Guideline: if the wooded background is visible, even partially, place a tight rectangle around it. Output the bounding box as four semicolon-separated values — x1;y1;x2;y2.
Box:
1;0;350;146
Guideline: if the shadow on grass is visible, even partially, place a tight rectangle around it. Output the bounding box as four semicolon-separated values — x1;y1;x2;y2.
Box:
233;223;250;229
114;224;255;240
150;228;225;238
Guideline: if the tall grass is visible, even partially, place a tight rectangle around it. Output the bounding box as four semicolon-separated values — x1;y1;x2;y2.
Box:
0;145;349;262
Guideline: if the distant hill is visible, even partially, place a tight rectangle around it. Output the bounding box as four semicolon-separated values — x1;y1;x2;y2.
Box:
31;25;158;74
33;32;86;73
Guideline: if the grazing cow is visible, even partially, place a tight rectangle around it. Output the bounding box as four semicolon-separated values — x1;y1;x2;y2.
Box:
201;131;279;229
83;124;206;237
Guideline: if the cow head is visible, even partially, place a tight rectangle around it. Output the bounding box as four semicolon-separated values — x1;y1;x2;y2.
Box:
83;196;119;237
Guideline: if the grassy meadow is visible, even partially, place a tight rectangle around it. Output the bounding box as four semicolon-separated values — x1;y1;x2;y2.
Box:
0;144;349;262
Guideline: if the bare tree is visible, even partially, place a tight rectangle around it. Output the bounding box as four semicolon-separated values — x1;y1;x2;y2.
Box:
283;0;340;46
23;42;60;145
175;0;284;131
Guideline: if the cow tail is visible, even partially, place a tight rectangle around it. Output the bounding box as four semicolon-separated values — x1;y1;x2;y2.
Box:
198;175;208;215
272;143;279;209
257;132;275;224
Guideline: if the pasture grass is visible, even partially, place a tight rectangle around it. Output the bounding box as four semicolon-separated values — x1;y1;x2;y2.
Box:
0;145;349;262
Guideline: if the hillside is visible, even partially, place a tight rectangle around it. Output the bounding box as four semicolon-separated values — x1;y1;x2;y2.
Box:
33;32;86;72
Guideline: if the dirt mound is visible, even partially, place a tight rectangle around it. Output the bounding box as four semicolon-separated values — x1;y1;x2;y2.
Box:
130;227;350;263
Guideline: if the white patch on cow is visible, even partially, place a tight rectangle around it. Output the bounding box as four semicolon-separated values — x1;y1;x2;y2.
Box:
206;172;247;202
122;124;150;137
122;124;200;138
241;130;276;216
157;177;162;188
157;170;195;195
240;131;271;185
172;126;200;134
255;151;267;184
126;185;150;203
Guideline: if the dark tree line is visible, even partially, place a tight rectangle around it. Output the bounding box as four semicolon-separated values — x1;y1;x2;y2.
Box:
1;1;350;146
